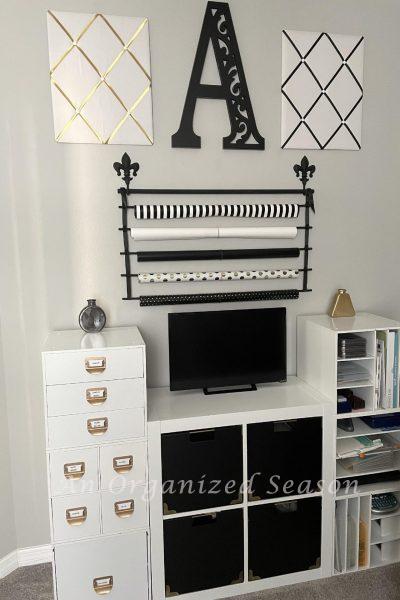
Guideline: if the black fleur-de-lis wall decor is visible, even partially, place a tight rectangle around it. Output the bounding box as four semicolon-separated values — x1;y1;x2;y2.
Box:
293;156;315;189
113;153;140;189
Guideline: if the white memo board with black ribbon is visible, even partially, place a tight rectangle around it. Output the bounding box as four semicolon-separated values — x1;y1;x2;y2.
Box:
281;29;364;150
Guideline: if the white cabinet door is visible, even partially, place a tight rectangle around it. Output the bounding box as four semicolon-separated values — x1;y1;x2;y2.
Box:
44;347;144;385
49;447;98;496
47;408;145;449
55;532;148;600
52;493;100;542
101;488;148;535
100;441;147;491
47;378;145;416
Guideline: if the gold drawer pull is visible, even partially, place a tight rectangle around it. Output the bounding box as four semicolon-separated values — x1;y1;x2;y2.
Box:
93;576;113;595
66;506;87;526
85;357;106;374
113;455;134;474
86;387;107;405
64;462;85;480
114;499;134;518
87;417;108;436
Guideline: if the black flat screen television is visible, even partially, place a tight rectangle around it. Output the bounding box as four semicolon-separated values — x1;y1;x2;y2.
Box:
168;307;286;392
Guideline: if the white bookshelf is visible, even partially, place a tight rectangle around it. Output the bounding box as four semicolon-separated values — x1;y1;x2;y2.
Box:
298;313;400;577
298;313;400;415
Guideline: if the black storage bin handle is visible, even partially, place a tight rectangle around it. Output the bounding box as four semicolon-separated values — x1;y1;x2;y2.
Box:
189;429;216;442
192;513;217;527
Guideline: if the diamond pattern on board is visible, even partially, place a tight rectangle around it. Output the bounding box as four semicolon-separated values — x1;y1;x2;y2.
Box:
47;10;153;145
281;30;364;150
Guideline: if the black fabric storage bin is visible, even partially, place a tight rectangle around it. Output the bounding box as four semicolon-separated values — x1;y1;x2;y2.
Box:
161;425;243;513
248;497;322;580
164;509;244;595
247;417;322;500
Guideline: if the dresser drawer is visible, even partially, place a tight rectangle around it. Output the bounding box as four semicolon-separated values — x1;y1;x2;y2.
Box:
52;493;100;542
46;378;145;417
49;447;98;497
44;347;144;385
47;409;145;449
101;488;148;535
55;532;148;600
100;441;147;491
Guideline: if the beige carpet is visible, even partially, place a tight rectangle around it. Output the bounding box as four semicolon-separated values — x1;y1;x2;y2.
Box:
1;562;400;599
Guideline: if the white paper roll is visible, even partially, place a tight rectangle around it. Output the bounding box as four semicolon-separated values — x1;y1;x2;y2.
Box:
219;227;298;239
131;228;218;241
131;226;298;241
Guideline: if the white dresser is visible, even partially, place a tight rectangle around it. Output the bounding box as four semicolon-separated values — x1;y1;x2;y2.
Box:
42;327;149;600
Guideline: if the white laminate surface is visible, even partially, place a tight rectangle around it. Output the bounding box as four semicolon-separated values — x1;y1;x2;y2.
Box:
298;313;400;333
43;327;144;353
148;376;330;426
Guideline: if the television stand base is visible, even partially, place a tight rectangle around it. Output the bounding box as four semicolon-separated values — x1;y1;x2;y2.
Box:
203;383;257;395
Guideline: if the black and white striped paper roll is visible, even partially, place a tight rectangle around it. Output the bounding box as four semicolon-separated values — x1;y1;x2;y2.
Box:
138;289;300;306
138;270;300;283
132;204;299;219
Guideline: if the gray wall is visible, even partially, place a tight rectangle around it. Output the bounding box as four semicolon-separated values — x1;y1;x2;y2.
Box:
2;0;400;551
0;326;17;558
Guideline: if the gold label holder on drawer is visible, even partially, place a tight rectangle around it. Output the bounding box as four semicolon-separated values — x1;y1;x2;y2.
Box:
64;461;85;480
113;455;134;474
86;387;108;405
66;506;87;526
93;576;113;595
87;417;108;436
85;357;106;374
114;499;135;518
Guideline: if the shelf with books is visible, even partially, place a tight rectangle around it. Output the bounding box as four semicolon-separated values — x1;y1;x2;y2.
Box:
375;329;400;411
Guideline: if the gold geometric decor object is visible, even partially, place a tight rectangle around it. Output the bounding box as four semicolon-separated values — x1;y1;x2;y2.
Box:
329;288;356;318
46;10;153;145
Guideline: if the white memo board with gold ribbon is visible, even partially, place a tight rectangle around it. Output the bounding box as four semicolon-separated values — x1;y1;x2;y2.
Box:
46;10;153;145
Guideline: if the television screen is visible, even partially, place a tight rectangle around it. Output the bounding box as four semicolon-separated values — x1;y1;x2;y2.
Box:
168;307;286;391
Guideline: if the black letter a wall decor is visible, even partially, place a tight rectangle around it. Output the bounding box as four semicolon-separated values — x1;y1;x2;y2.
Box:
171;1;265;150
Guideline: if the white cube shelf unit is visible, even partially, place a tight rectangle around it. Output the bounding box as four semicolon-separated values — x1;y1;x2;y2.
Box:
298;313;400;419
298;313;400;575
42;327;149;600
148;378;335;599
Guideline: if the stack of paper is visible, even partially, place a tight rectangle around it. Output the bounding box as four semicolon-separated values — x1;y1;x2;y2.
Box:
337;362;369;384
338;334;367;359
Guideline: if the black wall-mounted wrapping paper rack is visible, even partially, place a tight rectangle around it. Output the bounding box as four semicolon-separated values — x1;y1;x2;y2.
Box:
114;154;316;306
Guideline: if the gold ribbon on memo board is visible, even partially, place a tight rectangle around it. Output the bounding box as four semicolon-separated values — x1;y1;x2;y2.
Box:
48;11;152;144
